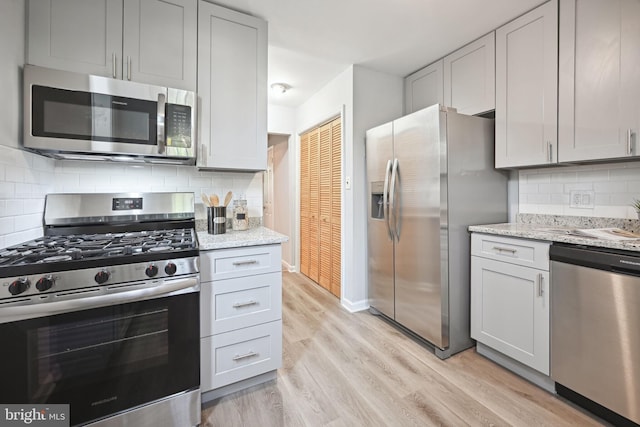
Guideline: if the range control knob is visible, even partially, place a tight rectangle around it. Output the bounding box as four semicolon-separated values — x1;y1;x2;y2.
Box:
94;270;110;284
36;276;55;292
164;262;177;276
9;278;30;295
145;264;159;278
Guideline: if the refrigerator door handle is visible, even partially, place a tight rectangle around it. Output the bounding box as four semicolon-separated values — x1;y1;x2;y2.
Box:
383;159;393;240
390;158;400;240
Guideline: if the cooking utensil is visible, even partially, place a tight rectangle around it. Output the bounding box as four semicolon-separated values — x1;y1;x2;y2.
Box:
223;191;233;207
201;193;211;207
210;194;220;207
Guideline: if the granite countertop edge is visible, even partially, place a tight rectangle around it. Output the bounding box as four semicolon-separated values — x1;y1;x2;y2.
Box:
197;226;289;250
468;223;640;252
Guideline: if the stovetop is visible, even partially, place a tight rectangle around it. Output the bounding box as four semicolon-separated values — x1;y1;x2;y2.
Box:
0;229;196;266
0;228;199;279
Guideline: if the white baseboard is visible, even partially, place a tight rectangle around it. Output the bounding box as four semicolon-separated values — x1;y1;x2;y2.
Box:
281;260;295;272
341;298;369;313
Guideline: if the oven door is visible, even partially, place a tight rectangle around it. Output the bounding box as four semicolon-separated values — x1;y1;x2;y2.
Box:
0;282;199;426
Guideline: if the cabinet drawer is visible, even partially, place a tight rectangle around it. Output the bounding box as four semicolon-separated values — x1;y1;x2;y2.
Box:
200;320;282;391
200;271;282;337
200;245;281;281
471;233;550;270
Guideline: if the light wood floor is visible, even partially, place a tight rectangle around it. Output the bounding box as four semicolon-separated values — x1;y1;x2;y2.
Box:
201;272;604;427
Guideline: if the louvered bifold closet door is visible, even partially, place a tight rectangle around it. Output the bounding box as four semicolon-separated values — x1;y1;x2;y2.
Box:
330;118;342;298
300;133;310;276
318;123;332;291
308;129;320;282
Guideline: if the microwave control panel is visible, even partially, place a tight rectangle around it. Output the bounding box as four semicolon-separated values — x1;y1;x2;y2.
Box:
166;104;192;148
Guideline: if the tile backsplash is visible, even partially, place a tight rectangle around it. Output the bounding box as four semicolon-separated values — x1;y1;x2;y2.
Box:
519;161;640;218
0;145;263;249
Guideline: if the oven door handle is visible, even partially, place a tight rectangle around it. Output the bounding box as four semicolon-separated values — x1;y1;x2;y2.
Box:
0;276;198;324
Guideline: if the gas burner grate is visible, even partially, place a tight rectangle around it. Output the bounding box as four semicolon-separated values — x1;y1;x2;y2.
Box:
0;228;196;268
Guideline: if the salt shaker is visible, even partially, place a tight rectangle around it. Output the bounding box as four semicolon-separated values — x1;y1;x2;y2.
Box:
232;199;249;230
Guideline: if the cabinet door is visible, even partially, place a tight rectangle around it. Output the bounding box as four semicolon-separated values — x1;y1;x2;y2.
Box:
471;256;550;375
197;1;268;170
495;0;558;168
28;0;123;77
404;60;444;115
123;0;197;91
444;32;495;115
558;0;640;162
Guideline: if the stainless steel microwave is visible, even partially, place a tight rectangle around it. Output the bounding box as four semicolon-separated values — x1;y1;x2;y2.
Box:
23;65;196;165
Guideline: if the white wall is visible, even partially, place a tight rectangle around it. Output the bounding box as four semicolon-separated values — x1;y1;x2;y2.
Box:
268;135;292;268
352;65;403;309
296;66;354;307
268;104;296;269
519;161;640;218
295;65;402;312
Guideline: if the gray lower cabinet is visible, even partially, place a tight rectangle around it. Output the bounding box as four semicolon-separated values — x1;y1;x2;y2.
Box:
199;244;282;396
470;233;550;375
27;0;197;91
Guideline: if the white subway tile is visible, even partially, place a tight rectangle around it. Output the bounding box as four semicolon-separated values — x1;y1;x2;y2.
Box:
610;194;635;206
538;183;564;194
526;173;551;184
577;169;609;182
594;194;611;205
188;177;212;187
5;166;24;183
152;165;178;176
4;228;43;247
610;167;640;181
0;217;14;234
5;200;24;216
15;213;41;232
519;183;539;194
594;182;627;194
32;155;55;172
527;193;551;204
564;182;593;192
551;171;577;183
550;193;570;205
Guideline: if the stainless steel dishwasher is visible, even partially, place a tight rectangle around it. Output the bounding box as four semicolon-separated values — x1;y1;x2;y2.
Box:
550;243;640;427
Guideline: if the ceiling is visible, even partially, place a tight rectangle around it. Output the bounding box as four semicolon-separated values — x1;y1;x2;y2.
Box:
211;0;546;108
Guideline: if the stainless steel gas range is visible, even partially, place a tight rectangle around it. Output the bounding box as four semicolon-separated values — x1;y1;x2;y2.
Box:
0;192;200;426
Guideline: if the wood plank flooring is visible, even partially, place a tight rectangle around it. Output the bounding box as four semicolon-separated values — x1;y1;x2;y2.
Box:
201;272;604;427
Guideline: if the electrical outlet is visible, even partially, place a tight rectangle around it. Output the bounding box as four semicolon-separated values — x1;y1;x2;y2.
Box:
569;190;595;208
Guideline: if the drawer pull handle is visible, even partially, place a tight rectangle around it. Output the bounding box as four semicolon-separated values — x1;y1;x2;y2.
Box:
232;351;258;361
232;260;258;266
492;246;517;254
233;300;258;308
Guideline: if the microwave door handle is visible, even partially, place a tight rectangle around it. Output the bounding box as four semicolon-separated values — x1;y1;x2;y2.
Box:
157;93;166;154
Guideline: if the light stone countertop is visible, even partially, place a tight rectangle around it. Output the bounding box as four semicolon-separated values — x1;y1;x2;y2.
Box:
469;222;640;252
197;226;289;250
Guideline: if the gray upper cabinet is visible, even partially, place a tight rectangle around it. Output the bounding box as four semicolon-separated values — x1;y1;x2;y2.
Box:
443;32;495;116
28;0;197;91
404;60;444;115
197;1;267;171
495;0;558;169
558;0;640;162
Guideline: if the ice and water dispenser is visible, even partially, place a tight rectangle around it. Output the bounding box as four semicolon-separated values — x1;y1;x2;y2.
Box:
370;181;385;219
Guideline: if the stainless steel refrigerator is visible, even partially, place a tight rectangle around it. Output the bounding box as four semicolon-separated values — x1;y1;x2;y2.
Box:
366;104;507;359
